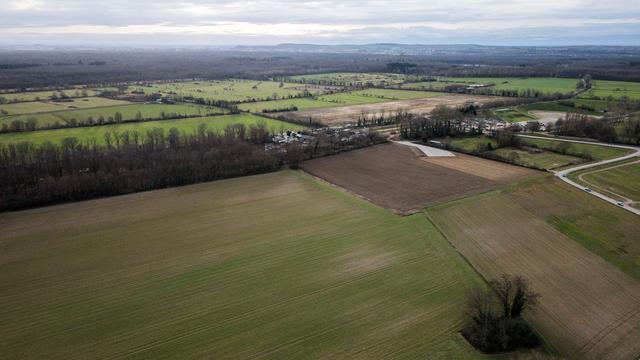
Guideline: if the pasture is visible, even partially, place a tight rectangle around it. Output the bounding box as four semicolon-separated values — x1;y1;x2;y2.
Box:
132;80;330;102
288;72;415;86
519;137;632;161
0;89;100;103
491;107;536;123
569;158;640;205
0;97;129;116
0;114;303;145
579;80;640;100
435;77;580;95
1;103;224;129
300;143;535;214
439;136;587;169
428;176;640;359
0;170;484;359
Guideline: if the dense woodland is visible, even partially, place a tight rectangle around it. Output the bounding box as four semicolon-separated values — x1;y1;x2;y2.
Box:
1;45;640;88
0;123;383;211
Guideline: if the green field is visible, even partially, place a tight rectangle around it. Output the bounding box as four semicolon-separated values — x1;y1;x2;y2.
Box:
288;72;416;86
519;137;632;161
400;81;465;91
1;103;225;130
132;80;329;102
428;77;580;96
569;159;640;203
0;114;303;145
0;97;130;116
492;107;537;122
439;136;586;169
518;100;605;115
238;98;338;112
0;89;100;103
0;171;484;359
239;89;443;113
317;89;441;106
579;80;640;100
491;148;584;169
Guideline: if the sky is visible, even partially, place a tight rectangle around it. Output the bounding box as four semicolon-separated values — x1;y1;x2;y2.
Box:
0;0;639;47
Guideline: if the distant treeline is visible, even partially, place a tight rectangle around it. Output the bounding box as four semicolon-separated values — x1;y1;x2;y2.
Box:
553;112;640;144
2;48;640;89
0;123;384;211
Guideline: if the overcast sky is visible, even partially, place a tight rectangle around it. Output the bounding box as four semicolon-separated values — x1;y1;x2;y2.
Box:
0;0;639;46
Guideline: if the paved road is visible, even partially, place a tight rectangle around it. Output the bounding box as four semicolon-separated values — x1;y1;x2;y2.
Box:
518;135;640;216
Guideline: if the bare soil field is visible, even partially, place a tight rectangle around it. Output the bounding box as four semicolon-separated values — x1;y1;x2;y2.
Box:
300;143;536;214
428;179;640;359
284;94;508;125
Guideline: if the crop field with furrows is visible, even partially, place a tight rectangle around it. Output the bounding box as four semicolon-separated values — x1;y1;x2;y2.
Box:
285;94;503;125
0;89;101;103
300;143;536;214
1;103;225;129
578;80;640;100
288;72;417;86
569;158;640;206
0;171;485;359
0;114;303;145
0;97;130;116
132;80;331;102
428;176;640;359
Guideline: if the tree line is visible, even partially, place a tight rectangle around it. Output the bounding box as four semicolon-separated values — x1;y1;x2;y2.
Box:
0;123;384;211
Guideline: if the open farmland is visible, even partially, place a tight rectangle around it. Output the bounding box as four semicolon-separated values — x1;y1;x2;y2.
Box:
0;114;302;145
288;72;417;86
1;103;225;129
0;170;485;359
519;136;633;161
579;80;640;100
0;89;101;103
428;176;640;359
133;80;331;102
437;136;586;170
436;77;580;95
300;143;536;214
0;97;129;116
240;89;442;113
285;94;504;125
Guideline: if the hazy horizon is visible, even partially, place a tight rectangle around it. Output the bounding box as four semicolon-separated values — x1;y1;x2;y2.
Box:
0;0;639;47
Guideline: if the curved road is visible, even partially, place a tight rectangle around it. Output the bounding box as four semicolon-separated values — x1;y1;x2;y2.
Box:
518;135;640;216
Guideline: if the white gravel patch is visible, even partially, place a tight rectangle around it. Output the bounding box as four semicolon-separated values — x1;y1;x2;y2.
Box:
393;141;456;157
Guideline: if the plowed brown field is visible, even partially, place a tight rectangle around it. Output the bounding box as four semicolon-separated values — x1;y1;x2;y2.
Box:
284;94;508;125
300;143;536;214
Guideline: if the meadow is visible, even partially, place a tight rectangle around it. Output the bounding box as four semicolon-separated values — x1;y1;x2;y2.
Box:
436;77;580;95
0;170;484;359
0;114;303;145
0;89;101;103
439;136;586;169
288;72;416;86
519;137;632;161
1;103;224;129
569;158;640;204
491;107;537;122
0;97;129;116
238;89;443;113
132;80;329;102
579;79;640;100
